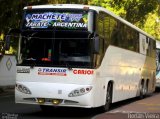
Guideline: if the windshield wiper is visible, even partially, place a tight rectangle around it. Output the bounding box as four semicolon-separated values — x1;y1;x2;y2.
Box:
26;58;36;61
24;58;36;68
62;61;72;70
66;63;73;70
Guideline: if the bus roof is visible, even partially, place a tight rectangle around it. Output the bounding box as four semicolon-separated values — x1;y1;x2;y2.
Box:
24;4;155;40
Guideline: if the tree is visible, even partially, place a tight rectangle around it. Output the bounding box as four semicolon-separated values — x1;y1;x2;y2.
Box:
90;0;159;40
0;0;49;54
142;11;160;40
0;0;49;34
90;0;158;23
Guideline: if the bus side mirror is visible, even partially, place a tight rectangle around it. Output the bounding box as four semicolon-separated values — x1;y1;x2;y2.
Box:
5;35;11;51
5;28;21;51
93;36;100;54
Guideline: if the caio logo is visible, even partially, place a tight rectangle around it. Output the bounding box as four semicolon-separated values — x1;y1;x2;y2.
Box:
73;69;94;75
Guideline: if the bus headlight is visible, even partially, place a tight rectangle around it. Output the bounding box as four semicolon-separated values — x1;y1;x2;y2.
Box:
68;86;92;97
16;84;31;94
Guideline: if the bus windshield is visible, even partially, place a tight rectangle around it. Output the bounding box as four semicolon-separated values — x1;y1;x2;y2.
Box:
19;30;93;68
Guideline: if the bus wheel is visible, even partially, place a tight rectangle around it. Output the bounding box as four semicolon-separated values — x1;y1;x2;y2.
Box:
102;83;112;112
140;81;145;99
145;80;149;96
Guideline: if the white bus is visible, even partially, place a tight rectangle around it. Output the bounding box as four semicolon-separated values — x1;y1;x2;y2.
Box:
6;4;156;111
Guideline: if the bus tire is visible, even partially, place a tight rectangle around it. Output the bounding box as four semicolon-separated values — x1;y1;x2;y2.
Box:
145;80;149;96
140;80;145;99
101;83;112;112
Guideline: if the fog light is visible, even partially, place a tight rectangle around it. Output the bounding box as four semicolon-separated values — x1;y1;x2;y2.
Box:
37;98;45;104
52;99;61;105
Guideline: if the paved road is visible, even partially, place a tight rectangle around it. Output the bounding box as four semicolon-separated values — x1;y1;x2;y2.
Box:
0;94;100;119
0;89;160;119
95;89;160;119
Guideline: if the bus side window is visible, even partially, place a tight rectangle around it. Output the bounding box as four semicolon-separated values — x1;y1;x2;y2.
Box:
110;18;122;47
95;12;105;67
103;14;110;51
97;13;104;38
152;40;156;58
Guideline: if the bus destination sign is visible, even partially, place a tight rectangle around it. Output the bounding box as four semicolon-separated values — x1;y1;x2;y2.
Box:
24;12;88;29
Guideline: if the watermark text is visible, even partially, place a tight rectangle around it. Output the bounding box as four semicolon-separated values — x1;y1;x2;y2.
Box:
128;113;160;119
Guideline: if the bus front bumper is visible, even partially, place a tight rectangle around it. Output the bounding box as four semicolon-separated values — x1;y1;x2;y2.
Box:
15;82;94;108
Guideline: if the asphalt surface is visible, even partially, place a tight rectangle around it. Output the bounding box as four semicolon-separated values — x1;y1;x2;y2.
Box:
95;88;160;119
0;88;160;119
0;89;99;119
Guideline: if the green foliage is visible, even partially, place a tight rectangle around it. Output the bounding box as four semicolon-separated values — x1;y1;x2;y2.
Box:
90;0;158;23
90;0;159;40
0;0;49;34
0;33;4;54
0;0;21;33
142;11;160;40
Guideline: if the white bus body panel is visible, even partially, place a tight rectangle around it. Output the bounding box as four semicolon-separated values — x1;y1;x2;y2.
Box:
16;67;97;107
16;46;155;108
15;82;94;108
97;46;155;103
